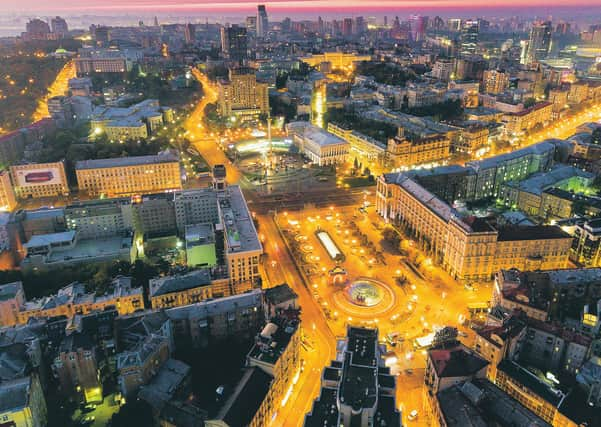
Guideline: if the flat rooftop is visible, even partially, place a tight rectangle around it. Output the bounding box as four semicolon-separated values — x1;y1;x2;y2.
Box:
76;152;178;170
221;185;262;254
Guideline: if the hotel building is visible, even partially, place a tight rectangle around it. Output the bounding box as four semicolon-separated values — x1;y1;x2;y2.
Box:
217;67;269;121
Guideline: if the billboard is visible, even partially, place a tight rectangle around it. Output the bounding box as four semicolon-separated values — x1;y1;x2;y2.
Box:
12;165;65;188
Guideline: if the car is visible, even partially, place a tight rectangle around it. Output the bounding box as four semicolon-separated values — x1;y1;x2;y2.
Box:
78;415;95;425
81;404;96;413
408;410;418;421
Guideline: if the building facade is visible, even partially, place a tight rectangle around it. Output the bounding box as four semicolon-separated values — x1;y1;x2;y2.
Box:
75;153;182;197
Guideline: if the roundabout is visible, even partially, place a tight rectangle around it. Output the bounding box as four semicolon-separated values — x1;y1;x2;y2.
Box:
332;277;398;317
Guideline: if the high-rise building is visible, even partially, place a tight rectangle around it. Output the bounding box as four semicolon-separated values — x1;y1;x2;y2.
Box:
245;16;257;34
342;18;353;37
221;25;248;62
524;21;553;66
184;23;195;44
353;16;365;35
217;67;269;121
50;16;68;38
257;4;268;38
461;19;479;55
305;327;402;426
311;80;327;129
25;18;50;40
410;15;428;42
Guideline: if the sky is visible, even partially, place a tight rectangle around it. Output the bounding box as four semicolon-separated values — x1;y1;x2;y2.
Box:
3;0;601;14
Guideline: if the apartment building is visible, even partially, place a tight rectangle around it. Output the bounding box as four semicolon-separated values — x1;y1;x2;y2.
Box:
165;289;264;349
52;331;104;403
115;311;173;397
0;278;143;327
75;152;182;197
482;70;510;95
502;102;553;136
149;269;229;309
247;316;300;414
0;375;47;427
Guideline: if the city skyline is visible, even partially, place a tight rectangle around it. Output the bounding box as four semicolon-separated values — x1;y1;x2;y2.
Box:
3;0;601;14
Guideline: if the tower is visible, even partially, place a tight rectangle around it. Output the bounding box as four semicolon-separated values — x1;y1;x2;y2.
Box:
524;21;552;66
257;4;268;38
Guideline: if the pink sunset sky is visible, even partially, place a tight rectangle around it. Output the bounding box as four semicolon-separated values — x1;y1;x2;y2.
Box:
2;0;601;13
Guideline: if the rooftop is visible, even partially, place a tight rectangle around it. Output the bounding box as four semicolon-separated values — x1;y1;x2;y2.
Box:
138;359;191;411
217;367;273;427
437;379;552;427
428;344;489;378
0;376;32;413
248;316;299;366
496;225;571;241
264;284;298;306
149;269;212;298
467;141;555;171
497;359;564;405
75;152;179;170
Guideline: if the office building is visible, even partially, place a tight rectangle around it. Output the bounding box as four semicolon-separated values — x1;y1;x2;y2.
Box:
327;123;387;165
300;52;372;71
90;99;174;141
245;16;257;34
377;169;572;281
524;21;552;66
217;67;269;121
257;5;268;38
212;367;273;427
221;25;248;62
387;133;451;167
287;122;350;166
74;48;132;75
21;230;136;271
184;23;195;44
10;161;69;199
461;20;479;55
304;327;401;427
425;343;489;395
75;152;182;197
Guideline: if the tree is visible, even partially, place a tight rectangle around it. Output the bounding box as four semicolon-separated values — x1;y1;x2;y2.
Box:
381;227;401;251
524;97;537;109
